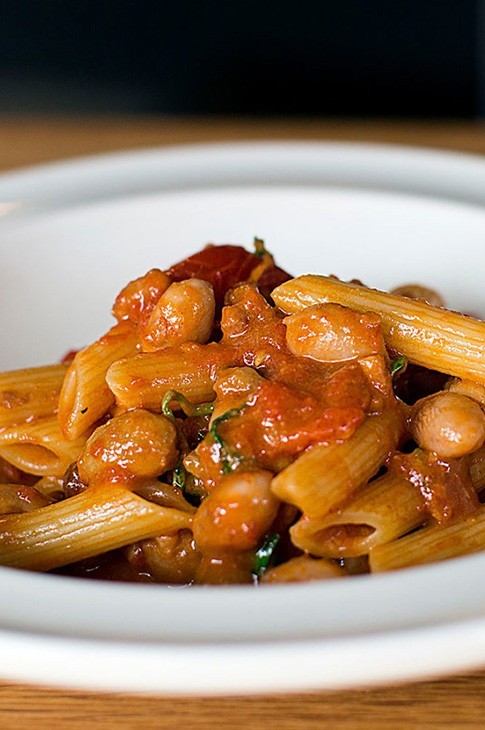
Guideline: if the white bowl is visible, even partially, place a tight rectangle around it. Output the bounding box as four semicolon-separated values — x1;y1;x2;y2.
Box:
0;141;485;693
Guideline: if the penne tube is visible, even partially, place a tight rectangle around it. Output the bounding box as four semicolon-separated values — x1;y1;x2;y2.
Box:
272;276;485;384
0;364;68;430
0;483;193;571
292;446;485;559
290;471;424;558
369;505;485;572
0;416;87;477
271;410;402;518
58;322;139;440
2;243;485;584
106;342;236;411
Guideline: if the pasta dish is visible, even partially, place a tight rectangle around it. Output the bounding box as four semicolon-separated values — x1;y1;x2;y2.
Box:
0;241;484;584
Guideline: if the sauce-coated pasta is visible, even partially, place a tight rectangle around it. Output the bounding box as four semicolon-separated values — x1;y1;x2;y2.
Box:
1;241;484;584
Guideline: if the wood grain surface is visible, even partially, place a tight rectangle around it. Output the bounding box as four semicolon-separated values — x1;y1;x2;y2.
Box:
0;115;484;729
1;673;485;730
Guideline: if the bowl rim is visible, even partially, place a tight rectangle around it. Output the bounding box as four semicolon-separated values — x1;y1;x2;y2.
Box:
1;140;485;692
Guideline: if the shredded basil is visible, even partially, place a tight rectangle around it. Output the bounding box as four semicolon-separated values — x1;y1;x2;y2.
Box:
193;401;215;417
171;460;201;503
160;392;213;492
161;390;214;421
172;461;186;491
210;406;244;444
253;237;267;258
253;533;281;579
210;406;245;474
390;356;408;377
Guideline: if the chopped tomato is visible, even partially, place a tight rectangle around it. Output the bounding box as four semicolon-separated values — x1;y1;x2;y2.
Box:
166;244;291;308
388;450;479;523
221;379;365;471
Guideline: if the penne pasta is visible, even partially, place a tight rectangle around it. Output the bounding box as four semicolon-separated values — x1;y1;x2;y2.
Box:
106;342;235;411
58;322;139;440
1;243;484;584
290;470;424;558
291;446;485;558
271;410;402;518
272;275;485;384
369;505;485;572
0;416;87;477
0;483;193;571
0;364;68;430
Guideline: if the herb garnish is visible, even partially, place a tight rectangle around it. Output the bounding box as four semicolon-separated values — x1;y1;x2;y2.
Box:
172;461;186;491
390;356;408;377
160;391;212;497
210;405;245;474
161;390;214;422
253;237;267;258
253;533;281;580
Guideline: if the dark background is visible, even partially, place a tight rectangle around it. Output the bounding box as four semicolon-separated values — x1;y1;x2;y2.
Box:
0;1;481;117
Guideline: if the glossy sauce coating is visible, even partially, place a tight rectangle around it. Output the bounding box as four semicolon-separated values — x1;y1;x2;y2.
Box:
193;470;279;551
78;409;178;484
3;243;484;585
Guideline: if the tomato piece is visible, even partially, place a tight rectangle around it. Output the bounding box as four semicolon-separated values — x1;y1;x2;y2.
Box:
388;451;479;523
166;245;257;307
166;244;291;307
221;379;365;470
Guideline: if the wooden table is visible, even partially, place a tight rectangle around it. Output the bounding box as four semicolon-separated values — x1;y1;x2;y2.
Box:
0;116;484;729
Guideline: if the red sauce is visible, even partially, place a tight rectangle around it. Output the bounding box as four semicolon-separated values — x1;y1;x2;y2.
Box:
388;450;479;524
221;379;365;471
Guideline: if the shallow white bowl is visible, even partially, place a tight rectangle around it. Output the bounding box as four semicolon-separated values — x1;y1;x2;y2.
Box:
0;141;485;693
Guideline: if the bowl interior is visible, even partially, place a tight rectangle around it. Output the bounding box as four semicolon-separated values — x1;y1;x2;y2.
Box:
0;143;485;694
1;183;483;370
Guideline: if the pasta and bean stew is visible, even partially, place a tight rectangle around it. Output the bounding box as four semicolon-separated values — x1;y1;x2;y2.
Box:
0;241;484;584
